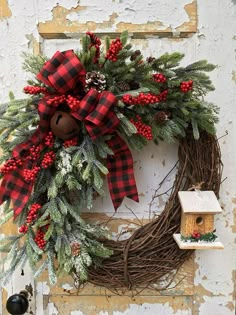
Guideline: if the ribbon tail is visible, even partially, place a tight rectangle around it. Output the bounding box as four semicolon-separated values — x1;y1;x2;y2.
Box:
106;136;139;210
0;96;55;217
0;171;34;218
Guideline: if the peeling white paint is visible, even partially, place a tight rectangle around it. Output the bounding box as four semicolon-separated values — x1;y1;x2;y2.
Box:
112;303;191;315
198;296;235;315
48;302;59;315
37;281;50;295
37;0;80;20
64;0;192;29
70;311;87;315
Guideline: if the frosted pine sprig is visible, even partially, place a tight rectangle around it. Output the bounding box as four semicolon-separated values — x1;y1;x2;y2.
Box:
57;151;73;176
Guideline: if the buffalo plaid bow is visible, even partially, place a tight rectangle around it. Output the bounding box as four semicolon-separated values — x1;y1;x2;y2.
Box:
71;88;139;209
0;50;138;217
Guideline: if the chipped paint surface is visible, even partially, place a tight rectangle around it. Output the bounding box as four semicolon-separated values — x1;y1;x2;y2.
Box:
48;295;193;315
0;1;236;314
37;0;197;38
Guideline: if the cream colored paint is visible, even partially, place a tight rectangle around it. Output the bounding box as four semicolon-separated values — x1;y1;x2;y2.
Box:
0;1;235;314
0;0;11;20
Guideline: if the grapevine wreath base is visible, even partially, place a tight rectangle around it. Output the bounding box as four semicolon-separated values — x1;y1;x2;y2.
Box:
84;131;223;291
0;31;222;291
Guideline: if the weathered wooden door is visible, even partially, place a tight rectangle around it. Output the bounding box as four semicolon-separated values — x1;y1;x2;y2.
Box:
0;1;235;314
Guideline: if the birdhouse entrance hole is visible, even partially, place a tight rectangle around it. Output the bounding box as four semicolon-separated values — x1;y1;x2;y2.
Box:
196;216;204;225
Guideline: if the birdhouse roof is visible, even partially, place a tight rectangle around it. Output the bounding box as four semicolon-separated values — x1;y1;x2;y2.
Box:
178;191;222;214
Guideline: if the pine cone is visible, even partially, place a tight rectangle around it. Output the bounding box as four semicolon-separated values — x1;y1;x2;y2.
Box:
71;242;81;256
117;82;131;92
85;71;106;93
146;56;156;63
129;81;140;90
155;111;170;124
130;50;141;61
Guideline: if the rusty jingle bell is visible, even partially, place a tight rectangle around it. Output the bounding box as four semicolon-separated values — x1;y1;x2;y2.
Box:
50;111;80;140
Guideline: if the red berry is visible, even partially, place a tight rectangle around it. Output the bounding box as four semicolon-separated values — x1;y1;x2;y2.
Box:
41;151;56;168
19;225;28;234
24;86;48;95
45;132;55;147
63;138;78;148
130;115;153;140
47;95;66;106
180;80;193;93
105;38;122;62
66;95;80;111
153;73;167;83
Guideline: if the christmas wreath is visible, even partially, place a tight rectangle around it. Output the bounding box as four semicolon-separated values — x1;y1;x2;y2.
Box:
0;31;221;289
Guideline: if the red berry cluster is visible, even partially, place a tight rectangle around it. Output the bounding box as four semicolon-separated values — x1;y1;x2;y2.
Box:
19;225;28;234
180;80;193;93
86;31;101;64
153;73;167;83
67;95;81;111
23;86;48;95
23;166;40;182
44;131;55;147
63;138;78;148
26;145;41;161
105;38;122;62
47;95;66;106
26;203;42;224
41;151;56;168
130;115;153;140
122;93;158;105
34;229;46;250
122;90;168;106
158;90;168;102
0;158;23;174
191;230;201;239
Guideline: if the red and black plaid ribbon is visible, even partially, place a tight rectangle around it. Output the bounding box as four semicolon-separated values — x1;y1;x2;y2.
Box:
0;50;138;216
72;88;139;210
106;137;139;209
37;50;86;94
0;97;57;217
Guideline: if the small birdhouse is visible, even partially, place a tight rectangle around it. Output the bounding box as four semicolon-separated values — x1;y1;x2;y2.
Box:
173;190;224;249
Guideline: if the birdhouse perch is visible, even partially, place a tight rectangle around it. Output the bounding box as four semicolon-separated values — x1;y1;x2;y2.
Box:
173;190;224;249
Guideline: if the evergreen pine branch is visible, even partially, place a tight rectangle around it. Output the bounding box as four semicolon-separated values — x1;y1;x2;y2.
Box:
185;60;216;72
25;240;39;267
47;176;58;199
27;228;44;255
34;259;48;279
116;112;137;137
48;198;63;224
92;166;104;189
191;119;200;140
22;52;48;76
47;247;57;285
93;160;109;175
0;209;14;226
152;52;184;70
44;222;55;241
62;197;85;224
120;30;129;45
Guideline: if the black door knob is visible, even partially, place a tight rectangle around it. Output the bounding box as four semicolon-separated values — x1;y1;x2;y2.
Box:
6;291;29;315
